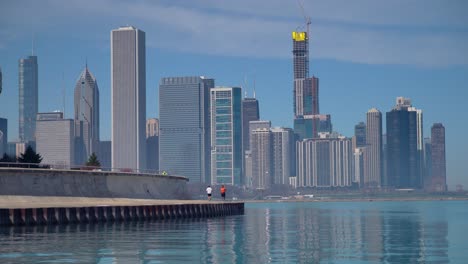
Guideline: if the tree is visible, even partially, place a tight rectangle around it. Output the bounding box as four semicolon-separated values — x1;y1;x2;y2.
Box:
86;152;101;167
18;146;42;164
0;153;16;166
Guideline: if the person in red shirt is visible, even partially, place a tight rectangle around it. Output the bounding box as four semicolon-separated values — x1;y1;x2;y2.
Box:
220;185;226;200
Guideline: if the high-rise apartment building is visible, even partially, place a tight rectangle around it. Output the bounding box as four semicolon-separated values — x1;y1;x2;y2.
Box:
408;107;424;187
74;66;99;165
36;112;74;167
430;123;446;191
423;137;432;189
251;126;271;189
297;135;353;188
18;55;38;145
354;122;366;148
146;118;159;172
210;87;242;185
364;108;382;188
159;77;213;182
0;118;7;155
386;98;420;189
111;26;146;171
271;127;295;185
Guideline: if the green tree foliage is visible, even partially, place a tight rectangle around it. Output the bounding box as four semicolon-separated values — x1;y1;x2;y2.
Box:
86;152;101;167
18;146;42;164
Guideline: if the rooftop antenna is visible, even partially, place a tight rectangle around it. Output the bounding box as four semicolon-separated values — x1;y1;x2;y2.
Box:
62;72;65;116
243;75;248;98
253;75;256;99
31;32;34;56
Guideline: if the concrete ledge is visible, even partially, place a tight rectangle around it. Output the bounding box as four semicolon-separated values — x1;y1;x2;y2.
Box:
0;168;188;199
0;196;244;226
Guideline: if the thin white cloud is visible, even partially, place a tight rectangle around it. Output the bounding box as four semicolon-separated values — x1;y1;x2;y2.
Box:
0;0;467;66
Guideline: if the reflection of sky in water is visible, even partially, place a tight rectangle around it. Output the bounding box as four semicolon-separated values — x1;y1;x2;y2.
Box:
0;201;466;263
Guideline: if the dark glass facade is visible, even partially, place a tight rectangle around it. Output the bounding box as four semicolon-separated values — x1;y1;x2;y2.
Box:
18;55;38;145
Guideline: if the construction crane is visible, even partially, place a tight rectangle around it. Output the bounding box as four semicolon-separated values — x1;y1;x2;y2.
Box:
298;0;311;40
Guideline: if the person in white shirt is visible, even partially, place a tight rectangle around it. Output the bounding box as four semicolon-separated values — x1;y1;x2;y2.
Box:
206;185;213;200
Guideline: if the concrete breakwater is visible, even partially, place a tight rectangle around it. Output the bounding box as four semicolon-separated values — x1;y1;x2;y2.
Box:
0;196;245;226
0;168;188;199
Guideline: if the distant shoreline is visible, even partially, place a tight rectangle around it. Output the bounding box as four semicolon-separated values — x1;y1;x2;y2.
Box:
244;196;468;203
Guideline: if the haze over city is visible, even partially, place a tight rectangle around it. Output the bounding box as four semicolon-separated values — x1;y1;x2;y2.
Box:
0;0;467;189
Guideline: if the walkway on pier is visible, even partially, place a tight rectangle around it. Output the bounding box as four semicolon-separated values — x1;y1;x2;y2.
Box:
0;196;244;226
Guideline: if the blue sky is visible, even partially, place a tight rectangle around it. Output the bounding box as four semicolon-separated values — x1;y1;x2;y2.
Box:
0;0;467;189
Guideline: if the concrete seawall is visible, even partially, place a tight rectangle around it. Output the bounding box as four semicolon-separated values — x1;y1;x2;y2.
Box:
0;196;245;226
0;168;188;199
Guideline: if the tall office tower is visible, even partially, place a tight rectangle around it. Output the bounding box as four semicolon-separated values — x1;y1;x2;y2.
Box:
242;97;259;154
251;126;272;189
159;77;213;182
211;87;242;185
408;107;424;187
146;118;159;172
296;136;352;187
430;123;446;192
354;148;365;186
364;108;382;188
0;118;7;155
18;55;38;145
111;26;146;171
74;65;99;165
423;137;432;189
354;122;366;148
294;77;319;116
36;112;74;167
271;127;295;185
242;97;259;185
386;98;420;189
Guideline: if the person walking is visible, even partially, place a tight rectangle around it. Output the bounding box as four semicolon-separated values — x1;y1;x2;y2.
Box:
206;185;212;201
220;185;226;200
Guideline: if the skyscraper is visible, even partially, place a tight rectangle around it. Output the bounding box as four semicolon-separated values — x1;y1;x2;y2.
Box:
364;108;382;188
0;118;7;155
251;125;271;189
146;118;159;172
159;77;213;182
211;87;242;185
354;122;366;148
297;135;353;187
111;26;146;171
242;97;259;154
386;98;420;189
292;30;321;140
36;112;74;167
408;107;424;188
271;127;295;185
74;65;99;165
18;55;38;145
430;123;446;192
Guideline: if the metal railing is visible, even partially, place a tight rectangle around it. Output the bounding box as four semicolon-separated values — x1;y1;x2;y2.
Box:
0;162;172;176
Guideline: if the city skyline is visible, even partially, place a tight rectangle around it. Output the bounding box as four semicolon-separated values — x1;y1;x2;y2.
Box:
0;0;467;189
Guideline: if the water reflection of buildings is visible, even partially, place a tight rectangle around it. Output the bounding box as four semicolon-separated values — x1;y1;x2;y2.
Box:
0;206;450;263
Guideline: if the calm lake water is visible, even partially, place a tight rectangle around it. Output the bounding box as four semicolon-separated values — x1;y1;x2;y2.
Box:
0;200;467;263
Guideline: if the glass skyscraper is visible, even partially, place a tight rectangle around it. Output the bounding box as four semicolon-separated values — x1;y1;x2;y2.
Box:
18;55;38;145
210;87;242;185
159;76;214;182
111;26;146;171
74;65;99;165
